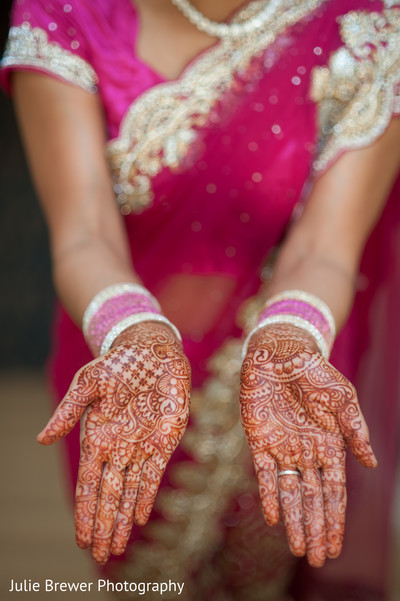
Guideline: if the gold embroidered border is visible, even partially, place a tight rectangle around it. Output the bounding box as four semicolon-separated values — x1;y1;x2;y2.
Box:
1;23;98;94
311;3;400;172
106;0;327;215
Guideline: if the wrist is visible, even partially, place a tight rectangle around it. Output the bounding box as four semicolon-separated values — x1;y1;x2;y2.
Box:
269;254;356;332
82;282;181;356
242;289;336;360
246;322;320;354
111;320;182;349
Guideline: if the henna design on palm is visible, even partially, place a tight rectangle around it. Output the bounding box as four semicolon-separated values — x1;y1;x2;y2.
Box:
240;323;377;568
37;322;191;565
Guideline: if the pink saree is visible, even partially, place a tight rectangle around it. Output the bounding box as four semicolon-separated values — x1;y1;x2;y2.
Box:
2;0;400;599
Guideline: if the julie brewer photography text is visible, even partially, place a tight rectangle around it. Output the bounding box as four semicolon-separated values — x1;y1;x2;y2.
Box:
8;579;185;595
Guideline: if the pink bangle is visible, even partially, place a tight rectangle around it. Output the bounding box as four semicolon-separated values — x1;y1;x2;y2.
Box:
82;283;180;356
242;290;336;360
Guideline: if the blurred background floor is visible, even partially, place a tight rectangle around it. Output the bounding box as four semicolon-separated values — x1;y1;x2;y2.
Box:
1;370;399;601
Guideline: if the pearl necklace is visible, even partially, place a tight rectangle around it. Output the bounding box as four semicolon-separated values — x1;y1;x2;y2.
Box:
171;0;280;39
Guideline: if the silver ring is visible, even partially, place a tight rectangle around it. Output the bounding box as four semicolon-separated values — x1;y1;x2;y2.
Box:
278;469;301;477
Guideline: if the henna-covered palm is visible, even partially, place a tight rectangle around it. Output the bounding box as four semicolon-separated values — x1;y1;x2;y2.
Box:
240;323;377;568
37;322;191;564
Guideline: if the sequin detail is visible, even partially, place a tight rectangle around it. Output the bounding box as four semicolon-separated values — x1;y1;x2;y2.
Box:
106;0;326;214
311;2;400;172
1;23;98;93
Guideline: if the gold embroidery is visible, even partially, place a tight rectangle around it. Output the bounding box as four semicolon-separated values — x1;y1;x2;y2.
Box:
311;2;400;172
1;23;98;93
106;0;327;215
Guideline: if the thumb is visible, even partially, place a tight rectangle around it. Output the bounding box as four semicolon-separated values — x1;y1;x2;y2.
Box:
37;360;100;445
345;428;378;469
337;398;378;469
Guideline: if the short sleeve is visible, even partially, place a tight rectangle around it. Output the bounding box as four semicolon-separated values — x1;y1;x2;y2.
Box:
0;0;98;95
310;0;400;173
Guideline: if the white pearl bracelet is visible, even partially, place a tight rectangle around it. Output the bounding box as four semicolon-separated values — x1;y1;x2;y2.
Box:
241;315;330;361
101;313;182;355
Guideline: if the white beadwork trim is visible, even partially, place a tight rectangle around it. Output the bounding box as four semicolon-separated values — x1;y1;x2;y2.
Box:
311;5;400;174
82;282;160;336
263;290;336;336
101;313;182;355
1;23;98;94
171;0;282;39
241;315;330;361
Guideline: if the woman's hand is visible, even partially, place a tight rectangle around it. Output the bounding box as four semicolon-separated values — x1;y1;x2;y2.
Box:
240;323;377;568
37;322;191;564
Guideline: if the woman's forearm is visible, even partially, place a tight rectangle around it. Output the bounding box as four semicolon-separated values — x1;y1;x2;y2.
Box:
269;118;400;332
12;72;143;327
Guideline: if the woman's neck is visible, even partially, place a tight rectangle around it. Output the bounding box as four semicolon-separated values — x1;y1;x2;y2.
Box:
132;0;254;80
